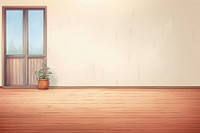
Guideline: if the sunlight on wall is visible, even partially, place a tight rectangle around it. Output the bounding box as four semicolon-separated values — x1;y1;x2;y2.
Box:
78;0;109;5
1;0;200;86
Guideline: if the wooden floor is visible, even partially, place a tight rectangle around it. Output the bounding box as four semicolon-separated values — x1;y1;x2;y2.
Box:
0;88;200;133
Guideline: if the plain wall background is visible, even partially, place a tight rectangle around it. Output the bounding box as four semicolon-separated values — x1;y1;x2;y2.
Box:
1;0;200;86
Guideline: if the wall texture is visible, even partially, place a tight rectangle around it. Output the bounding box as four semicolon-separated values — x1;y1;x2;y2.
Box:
1;0;200;86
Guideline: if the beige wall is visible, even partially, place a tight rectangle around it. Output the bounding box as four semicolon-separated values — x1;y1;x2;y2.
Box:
1;0;200;86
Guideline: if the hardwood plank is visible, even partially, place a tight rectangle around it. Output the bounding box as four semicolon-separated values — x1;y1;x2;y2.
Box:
0;88;200;133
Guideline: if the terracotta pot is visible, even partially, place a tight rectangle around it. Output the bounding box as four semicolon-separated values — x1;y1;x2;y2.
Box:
38;79;49;90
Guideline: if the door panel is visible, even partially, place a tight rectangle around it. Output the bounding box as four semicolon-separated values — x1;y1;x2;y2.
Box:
5;10;24;86
28;58;44;85
6;58;24;86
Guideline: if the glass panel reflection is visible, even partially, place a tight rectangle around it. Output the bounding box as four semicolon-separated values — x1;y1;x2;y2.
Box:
6;10;23;55
28;10;44;55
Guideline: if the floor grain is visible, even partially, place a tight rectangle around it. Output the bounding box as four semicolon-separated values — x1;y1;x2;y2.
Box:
0;88;200;133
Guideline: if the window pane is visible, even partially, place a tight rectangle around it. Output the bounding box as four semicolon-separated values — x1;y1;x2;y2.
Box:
28;10;44;55
6;10;23;55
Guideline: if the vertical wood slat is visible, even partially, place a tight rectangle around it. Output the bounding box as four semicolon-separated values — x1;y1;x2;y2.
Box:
6;58;24;86
28;58;44;85
6;59;10;85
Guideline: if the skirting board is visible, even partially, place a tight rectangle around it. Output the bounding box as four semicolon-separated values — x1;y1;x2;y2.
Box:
49;86;200;89
1;86;200;89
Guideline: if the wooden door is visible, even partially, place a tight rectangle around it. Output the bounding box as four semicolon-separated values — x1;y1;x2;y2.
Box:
3;7;47;86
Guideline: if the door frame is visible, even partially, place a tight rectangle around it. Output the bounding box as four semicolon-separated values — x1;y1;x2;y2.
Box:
2;6;47;87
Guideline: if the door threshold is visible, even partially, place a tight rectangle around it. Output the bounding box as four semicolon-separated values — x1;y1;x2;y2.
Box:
2;85;37;89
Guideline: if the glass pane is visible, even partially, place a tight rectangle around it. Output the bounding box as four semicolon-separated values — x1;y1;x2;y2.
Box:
28;10;44;55
6;10;23;55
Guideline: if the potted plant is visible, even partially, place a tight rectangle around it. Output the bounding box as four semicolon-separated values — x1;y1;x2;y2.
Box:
35;63;52;90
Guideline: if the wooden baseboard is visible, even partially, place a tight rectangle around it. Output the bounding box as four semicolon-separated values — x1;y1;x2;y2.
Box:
49;86;200;89
1;85;200;89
